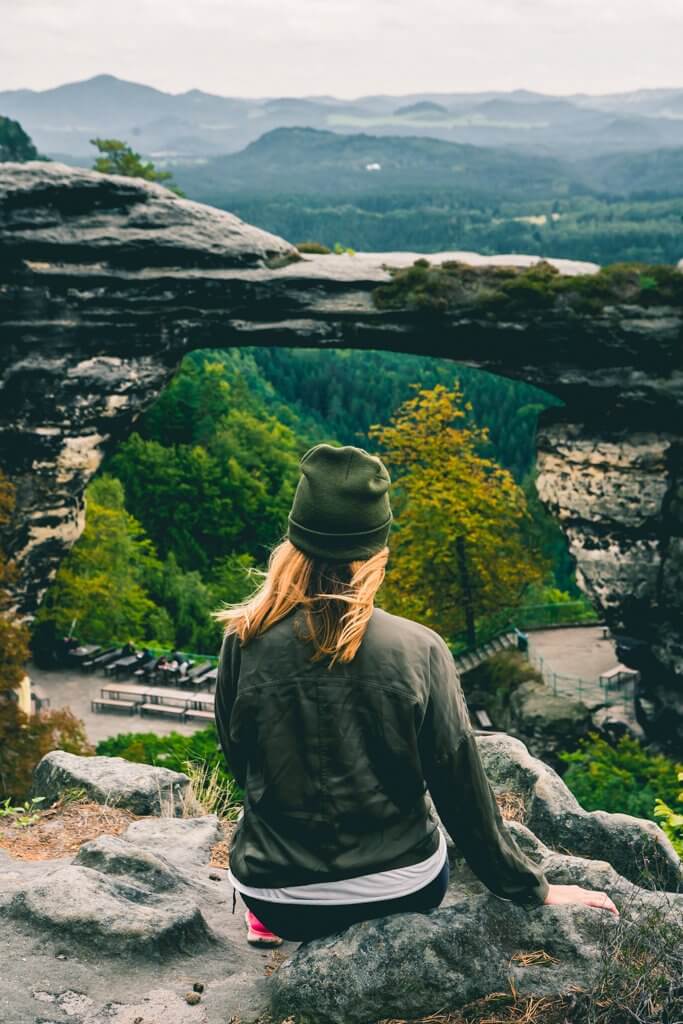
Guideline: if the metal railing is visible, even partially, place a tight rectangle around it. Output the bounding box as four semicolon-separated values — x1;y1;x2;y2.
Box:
449;600;599;657
527;638;638;711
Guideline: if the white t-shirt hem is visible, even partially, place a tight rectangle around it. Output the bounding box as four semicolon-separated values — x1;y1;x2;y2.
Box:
229;830;448;906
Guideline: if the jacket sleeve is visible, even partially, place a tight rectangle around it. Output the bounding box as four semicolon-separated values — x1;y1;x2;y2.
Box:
214;629;247;789
418;635;549;910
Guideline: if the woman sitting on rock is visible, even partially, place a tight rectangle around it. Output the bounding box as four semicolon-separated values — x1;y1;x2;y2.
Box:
213;443;619;946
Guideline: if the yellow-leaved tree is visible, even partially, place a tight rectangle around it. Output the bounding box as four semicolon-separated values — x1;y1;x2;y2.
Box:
370;382;547;646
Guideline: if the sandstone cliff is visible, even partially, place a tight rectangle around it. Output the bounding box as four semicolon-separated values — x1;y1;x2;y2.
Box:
0;162;682;742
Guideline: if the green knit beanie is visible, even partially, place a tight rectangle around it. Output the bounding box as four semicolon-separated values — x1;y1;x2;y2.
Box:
287;443;392;561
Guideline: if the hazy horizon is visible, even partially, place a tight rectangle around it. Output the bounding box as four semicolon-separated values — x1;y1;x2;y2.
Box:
2;0;683;98
3;71;683;103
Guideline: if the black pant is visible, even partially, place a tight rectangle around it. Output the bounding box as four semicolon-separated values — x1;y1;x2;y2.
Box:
241;859;450;943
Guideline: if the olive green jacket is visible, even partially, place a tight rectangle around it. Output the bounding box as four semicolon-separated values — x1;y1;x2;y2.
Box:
214;606;549;909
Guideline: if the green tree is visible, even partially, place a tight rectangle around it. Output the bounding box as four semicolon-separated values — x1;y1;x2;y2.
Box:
151;553;221;653
0;116;42;162
90;137;185;196
370;383;547;645
109;364;303;574
35;475;174;647
654;770;683;857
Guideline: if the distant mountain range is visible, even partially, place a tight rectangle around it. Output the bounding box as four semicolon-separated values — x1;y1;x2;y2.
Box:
167;127;683;204
3;74;683;161
170;127;571;202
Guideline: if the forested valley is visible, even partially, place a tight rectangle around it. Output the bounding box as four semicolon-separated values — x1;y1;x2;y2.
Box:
34;347;580;659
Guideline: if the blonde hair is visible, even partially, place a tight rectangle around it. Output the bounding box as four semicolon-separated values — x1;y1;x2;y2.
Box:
213;539;389;667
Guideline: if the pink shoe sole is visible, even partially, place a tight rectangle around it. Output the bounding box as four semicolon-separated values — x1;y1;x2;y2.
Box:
244;910;283;947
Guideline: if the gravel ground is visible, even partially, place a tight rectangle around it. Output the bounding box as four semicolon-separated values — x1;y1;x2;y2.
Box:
527;626;621;683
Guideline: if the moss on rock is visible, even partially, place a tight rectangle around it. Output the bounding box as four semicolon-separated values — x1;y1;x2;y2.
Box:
372;259;683;315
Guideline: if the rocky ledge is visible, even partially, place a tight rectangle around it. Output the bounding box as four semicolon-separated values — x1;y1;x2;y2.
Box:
1;161;682;743
1;740;680;1024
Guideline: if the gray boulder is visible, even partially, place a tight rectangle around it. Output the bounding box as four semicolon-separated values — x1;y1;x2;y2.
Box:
3;741;681;1024
33;750;191;816
508;679;594;761
123;814;223;870
477;732;682;891
272;819;683;1024
0;817;279;1023
271;898;614;1024
7;835;215;956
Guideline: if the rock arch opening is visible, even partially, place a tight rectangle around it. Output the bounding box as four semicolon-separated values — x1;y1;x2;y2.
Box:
1;161;681;744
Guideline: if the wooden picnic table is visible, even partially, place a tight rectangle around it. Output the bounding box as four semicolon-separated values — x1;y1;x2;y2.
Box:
100;683;215;711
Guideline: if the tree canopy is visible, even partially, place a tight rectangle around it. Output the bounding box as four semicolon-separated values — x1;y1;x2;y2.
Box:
371;383;547;644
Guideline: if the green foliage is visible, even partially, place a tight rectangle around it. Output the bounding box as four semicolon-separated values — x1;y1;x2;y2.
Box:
295;241;331;254
246;346;559;484
95;726;236;792
35;475;174;647
90;137;185;196
653;770;683;857
0;115;42;162
559;732;683;824
108;360;303;575
372;258;683;315
333;241;356;255
217;189;683;266
0;796;45;827
150;553;221;653
371;383;547;643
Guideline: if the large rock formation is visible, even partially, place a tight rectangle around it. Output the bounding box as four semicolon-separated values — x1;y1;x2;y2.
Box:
32;750;191;816
1;161;682;743
1;746;680;1024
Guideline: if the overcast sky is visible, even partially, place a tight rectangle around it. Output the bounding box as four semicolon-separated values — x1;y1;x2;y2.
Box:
2;0;683;98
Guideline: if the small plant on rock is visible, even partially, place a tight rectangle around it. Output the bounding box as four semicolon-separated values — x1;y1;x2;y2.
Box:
654;770;683;857
0;796;45;827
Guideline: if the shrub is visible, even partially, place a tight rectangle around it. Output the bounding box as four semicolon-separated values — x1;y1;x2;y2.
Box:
372;258;683;316
95;726;237;797
296;240;331;254
559;732;683;823
654;769;683;857
463;649;544;723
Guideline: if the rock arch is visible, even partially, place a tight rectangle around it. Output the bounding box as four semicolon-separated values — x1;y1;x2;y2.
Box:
1;162;681;743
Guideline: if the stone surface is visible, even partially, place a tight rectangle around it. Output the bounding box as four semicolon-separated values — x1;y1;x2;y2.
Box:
0;816;280;1024
1;160;682;743
123;814;222;870
271;898;612;1024
1;747;682;1023
508;680;594;763
32;750;191;816
477;732;683;891
272;819;683;1024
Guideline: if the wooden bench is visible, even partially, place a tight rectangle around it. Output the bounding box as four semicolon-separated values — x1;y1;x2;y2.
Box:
139;702;186;719
91;698;138;714
599;664;639;690
184;708;215;721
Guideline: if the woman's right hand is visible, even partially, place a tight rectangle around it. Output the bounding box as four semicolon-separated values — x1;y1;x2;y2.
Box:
543;883;619;917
